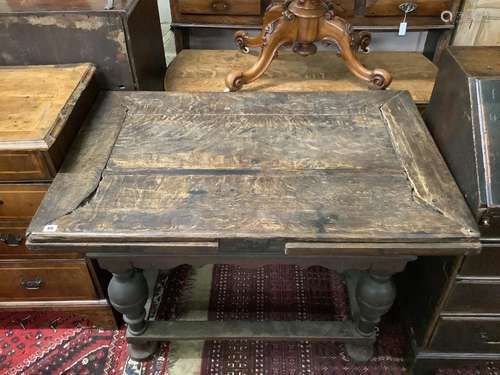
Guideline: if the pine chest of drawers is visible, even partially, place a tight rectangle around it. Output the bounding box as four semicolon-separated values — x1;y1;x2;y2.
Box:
0;64;116;328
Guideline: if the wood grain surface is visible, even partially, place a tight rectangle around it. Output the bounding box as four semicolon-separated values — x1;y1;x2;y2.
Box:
27;91;479;255
165;50;437;105
0;64;95;150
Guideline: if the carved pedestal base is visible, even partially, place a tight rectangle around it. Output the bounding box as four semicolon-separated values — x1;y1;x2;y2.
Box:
226;0;392;91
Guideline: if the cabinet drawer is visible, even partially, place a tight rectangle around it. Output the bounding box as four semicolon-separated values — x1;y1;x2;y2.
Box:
365;0;452;17
178;0;261;16
0;260;97;301
444;279;500;313
0;239;81;259
429;316;500;353
0;151;53;181
460;245;500;277
0;184;48;221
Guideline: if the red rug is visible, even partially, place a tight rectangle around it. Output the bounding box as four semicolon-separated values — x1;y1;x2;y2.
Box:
0;265;495;374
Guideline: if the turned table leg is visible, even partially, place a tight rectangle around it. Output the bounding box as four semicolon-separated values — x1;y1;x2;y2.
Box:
108;268;158;360
345;270;396;362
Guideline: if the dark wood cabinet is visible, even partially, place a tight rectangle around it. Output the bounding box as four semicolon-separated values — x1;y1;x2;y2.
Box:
0;0;166;90
403;47;500;373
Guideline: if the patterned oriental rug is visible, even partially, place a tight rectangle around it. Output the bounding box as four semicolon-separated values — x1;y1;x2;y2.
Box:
0;265;494;375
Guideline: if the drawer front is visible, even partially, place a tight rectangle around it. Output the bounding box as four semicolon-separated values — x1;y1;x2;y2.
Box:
460;245;500;277
178;0;261;16
429;316;500;353
0;184;49;221
444;279;500;313
0;151;53;181
0;239;81;259
365;0;452;17
0;260;97;301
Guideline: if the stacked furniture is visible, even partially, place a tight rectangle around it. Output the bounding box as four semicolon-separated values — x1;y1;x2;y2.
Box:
0;64;116;328
0;0;166;90
402;46;500;373
170;0;462;59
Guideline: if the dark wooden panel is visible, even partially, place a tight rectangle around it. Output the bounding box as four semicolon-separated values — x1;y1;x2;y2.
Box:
0;0;165;90
443;279;500;313
429;316;500;353
0;14;134;90
0;260;97;301
178;0;260;16
460;244;500;278
125;0;166;90
397;255;459;347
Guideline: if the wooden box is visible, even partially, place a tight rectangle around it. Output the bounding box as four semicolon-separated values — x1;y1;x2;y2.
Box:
0;0;166;90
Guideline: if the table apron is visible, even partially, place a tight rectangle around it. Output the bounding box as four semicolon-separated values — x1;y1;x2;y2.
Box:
93;253;415;274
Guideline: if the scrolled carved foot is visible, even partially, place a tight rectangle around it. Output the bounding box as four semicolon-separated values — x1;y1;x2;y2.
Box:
225;70;245;92
370;68;392;90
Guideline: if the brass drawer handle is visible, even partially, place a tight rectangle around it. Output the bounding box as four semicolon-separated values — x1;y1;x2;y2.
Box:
20;278;43;290
211;1;229;11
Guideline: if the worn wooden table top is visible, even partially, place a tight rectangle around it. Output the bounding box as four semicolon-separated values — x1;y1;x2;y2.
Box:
27;91;479;255
165;50;437;106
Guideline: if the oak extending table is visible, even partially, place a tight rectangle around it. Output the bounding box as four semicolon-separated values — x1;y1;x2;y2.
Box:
27;91;480;362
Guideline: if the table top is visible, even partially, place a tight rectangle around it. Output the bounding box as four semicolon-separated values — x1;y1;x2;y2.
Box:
0;64;94;151
165;50;437;106
27;91;479;255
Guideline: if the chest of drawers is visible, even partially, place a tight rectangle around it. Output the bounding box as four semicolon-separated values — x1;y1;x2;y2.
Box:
0;64;116;328
403;47;500;373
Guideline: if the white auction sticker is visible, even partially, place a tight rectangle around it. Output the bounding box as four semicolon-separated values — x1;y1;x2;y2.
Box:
43;224;58;232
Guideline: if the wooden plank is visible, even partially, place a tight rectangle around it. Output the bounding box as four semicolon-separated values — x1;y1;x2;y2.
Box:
164;50;437;105
43;173;472;242
27;92;126;234
126;320;373;342
0;64;95;150
286;242;481;256
380;91;478;236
